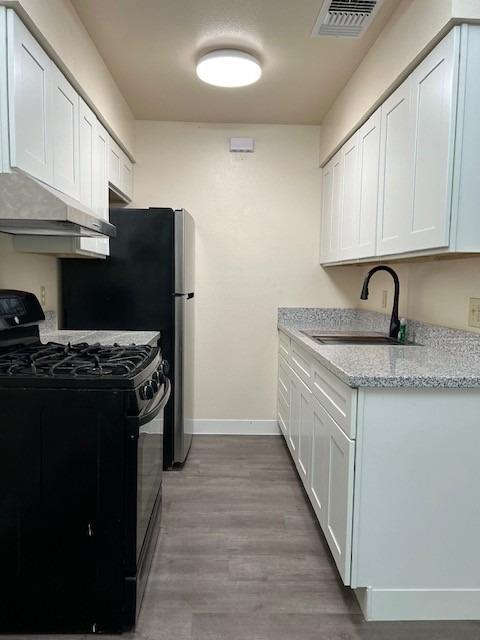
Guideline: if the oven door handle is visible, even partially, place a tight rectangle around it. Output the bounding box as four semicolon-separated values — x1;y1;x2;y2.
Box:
137;378;171;427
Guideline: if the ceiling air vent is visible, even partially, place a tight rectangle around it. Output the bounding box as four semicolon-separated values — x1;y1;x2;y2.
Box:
312;0;384;38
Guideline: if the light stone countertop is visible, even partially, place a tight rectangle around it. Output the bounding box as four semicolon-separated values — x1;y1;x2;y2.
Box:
40;329;160;347
278;308;480;389
39;311;159;347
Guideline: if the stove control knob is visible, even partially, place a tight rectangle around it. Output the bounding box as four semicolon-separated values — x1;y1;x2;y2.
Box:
141;383;154;400
151;379;159;393
160;359;170;376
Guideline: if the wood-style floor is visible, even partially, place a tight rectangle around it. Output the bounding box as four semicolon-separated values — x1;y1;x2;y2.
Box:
135;435;480;640
8;435;480;639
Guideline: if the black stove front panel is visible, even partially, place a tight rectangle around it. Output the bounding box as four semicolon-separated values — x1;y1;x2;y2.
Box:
0;387;126;633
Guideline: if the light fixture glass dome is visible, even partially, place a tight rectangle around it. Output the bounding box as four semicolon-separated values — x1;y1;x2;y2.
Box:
196;49;262;88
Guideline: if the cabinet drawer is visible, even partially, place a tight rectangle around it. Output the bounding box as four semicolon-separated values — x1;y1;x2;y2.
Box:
290;341;312;387
278;331;291;361
312;361;357;439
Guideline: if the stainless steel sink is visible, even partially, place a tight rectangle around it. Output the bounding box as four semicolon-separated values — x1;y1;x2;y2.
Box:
301;330;417;346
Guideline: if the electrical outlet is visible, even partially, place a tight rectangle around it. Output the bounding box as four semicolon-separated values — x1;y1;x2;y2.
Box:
381;290;388;309
40;285;46;307
468;297;480;328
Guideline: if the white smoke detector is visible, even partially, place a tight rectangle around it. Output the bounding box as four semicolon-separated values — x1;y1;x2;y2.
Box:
312;0;384;38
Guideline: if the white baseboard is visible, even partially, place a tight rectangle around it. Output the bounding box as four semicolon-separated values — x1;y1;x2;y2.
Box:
355;587;480;621
192;419;281;435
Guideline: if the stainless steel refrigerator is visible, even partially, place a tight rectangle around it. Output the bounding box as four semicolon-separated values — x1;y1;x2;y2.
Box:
61;208;195;468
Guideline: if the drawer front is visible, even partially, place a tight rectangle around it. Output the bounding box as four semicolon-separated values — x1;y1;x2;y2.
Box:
278;331;291;361
290;341;312;387
312;361;357;439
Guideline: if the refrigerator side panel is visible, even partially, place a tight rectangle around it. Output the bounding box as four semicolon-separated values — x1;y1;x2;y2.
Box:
174;209;195;294
174;295;194;464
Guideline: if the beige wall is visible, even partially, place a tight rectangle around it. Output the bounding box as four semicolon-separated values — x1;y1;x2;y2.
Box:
318;0;480;164
8;0;135;154
133;122;357;420
356;257;480;332
0;234;58;311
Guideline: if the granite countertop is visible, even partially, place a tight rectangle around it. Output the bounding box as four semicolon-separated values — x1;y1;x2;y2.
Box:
39;312;160;347
278;308;480;389
40;328;160;347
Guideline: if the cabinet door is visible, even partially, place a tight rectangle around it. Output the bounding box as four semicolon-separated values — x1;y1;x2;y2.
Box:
289;370;301;458
407;27;458;252
310;397;355;585
108;135;121;190
94;121;109;256
357;109;381;258
79;98;96;211
377;78;414;256
120;151;133;201
320;158;334;263
289;369;312;488
320;150;343;263
338;132;360;260
80;121;109;256
297;376;313;488
277;355;290;438
52;66;80;199
7;10;53;184
329;150;343;262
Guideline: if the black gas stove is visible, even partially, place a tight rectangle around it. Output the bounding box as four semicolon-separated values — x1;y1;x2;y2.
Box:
0;290;170;633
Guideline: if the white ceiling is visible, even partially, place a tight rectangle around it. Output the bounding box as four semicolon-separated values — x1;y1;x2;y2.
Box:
72;0;400;124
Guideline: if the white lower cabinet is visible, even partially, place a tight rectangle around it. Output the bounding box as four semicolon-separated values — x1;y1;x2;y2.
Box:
277;332;355;584
310;395;355;584
277;329;480;621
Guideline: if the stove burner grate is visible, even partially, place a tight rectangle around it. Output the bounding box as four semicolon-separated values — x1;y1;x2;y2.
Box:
0;342;154;378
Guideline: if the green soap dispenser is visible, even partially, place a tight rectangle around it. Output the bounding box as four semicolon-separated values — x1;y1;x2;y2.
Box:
398;318;407;343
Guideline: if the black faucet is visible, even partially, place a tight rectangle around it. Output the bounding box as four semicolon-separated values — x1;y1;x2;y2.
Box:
360;265;400;339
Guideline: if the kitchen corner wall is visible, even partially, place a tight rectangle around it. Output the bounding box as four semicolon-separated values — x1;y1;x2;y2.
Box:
320;0;480;333
133;122;358;421
0;234;58;311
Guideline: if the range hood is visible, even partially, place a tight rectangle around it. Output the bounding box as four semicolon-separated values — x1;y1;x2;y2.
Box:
0;172;116;238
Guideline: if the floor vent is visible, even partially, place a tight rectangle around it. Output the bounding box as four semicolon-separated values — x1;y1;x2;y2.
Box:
311;0;384;38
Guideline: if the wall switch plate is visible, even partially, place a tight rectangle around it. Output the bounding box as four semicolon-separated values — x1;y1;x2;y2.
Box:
468;297;480;328
40;285;46;307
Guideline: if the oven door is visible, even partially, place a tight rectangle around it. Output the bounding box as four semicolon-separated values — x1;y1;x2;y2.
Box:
124;378;171;628
137;378;170;561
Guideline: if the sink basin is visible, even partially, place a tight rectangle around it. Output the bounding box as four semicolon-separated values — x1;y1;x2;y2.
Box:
301;330;417;346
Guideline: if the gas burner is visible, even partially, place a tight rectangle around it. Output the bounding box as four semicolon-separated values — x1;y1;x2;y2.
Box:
0;341;155;379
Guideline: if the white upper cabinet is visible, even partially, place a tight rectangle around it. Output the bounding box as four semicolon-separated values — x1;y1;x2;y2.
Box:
376;78;415;256
320;25;471;265
338;132;360;260
378;27;458;256
320;150;343;263
356;109;380;258
407;27;458;252
93;122;110;256
52;66;80;199
7;10;53;184
320;158;334;263
79;98;96;211
108;135;133;202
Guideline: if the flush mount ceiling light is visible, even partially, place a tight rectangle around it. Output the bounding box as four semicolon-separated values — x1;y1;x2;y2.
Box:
196;49;262;88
